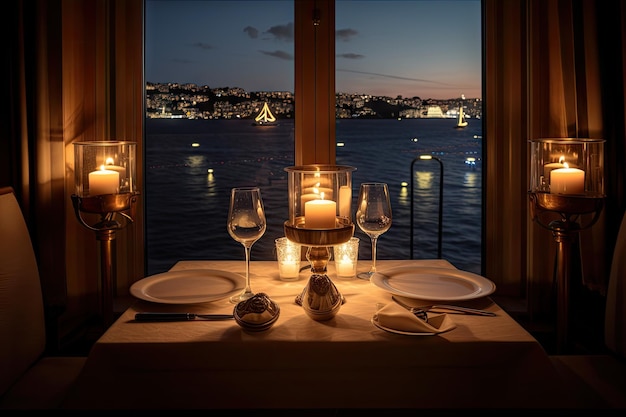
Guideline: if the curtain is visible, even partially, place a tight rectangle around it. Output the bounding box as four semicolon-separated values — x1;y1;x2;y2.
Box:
2;0;144;351
4;0;68;350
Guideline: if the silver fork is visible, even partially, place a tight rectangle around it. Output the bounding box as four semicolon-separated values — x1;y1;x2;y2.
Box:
392;296;496;317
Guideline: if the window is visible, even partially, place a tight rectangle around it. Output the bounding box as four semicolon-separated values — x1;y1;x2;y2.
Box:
144;0;482;275
334;1;482;273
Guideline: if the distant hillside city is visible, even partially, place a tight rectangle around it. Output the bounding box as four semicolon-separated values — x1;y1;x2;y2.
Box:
146;82;483;121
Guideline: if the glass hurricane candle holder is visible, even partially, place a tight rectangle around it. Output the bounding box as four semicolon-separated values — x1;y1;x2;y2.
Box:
284;164;357;226
74;141;137;198
284;164;356;273
529;138;604;197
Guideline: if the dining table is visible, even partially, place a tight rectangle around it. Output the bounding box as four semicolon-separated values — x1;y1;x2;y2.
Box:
62;259;571;410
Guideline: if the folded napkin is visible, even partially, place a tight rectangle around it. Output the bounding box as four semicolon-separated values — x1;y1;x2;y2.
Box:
373;302;456;334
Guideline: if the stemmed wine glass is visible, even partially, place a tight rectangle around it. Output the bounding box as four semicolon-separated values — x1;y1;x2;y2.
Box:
355;182;392;280
227;187;267;303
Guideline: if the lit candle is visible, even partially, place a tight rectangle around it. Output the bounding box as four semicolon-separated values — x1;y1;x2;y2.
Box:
301;193;321;212
104;157;126;178
302;186;333;197
88;166;120;196
550;163;585;195
278;260;300;279
336;255;355;277
301;186;333;212
543;156;565;183
275;237;301;280
339;185;351;218
304;194;336;228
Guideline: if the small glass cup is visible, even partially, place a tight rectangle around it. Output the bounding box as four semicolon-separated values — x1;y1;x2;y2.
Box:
333;237;359;278
275;237;301;281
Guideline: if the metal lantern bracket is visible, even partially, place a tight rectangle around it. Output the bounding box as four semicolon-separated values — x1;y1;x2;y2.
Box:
71;192;139;328
529;192;604;353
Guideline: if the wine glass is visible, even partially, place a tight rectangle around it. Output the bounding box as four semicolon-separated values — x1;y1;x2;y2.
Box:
355;183;392;280
227;187;267;303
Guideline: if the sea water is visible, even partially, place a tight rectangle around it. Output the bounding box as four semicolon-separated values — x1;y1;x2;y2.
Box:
145;118;482;276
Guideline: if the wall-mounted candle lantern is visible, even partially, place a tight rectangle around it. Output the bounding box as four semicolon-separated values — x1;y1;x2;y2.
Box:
528;137;605;354
71;141;139;328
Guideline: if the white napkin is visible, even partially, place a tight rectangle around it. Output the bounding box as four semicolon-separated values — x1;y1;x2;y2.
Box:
373;302;456;334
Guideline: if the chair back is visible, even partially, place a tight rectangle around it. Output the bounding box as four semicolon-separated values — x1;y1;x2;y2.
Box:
605;211;626;358
0;187;46;395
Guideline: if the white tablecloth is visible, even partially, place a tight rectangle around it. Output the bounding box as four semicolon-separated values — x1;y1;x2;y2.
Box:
63;259;569;409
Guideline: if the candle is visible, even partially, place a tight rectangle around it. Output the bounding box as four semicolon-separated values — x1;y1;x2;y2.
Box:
302;186;333;197
301;193;322;212
336;255;355;277
334;237;359;277
304;198;336;228
104;157;126;179
339;186;351;218
278;260;300;279
550;163;585;195
88;166;120;196
275;237;300;280
543;156;565;183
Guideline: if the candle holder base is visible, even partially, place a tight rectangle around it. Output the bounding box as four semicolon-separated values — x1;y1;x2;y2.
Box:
295;274;344;321
285;218;353;320
71;192;139;328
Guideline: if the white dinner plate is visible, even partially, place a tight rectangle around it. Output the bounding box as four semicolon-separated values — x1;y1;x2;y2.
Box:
371;266;496;301
130;269;245;304
370;316;436;336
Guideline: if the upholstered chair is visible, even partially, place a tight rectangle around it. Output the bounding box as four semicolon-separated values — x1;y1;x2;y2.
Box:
0;187;86;409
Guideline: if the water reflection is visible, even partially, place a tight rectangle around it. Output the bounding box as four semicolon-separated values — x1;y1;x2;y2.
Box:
398;182;409;206
415;171;435;189
464;171;479;187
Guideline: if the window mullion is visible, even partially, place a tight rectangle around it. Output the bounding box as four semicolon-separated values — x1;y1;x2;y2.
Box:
294;0;336;165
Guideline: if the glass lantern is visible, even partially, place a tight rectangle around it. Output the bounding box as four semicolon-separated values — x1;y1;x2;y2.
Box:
284;164;356;227
72;141;138;214
283;165;356;247
529;138;605;197
73;141;137;198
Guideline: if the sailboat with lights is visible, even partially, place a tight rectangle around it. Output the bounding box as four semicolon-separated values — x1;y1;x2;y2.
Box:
455;94;468;129
253;102;278;126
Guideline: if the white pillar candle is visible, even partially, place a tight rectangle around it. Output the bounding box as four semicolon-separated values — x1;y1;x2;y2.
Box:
301;193;321;212
302;186;333;197
104;162;126;179
543;156;565;184
550;164;585;195
304;199;337;228
339;186;351;218
89;167;120;196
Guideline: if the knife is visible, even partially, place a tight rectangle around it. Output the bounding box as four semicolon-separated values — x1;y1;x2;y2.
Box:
134;312;234;321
